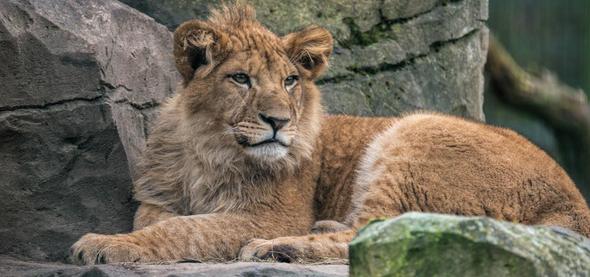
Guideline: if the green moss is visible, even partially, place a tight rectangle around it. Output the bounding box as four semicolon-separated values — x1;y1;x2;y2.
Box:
350;213;590;276
340;18;395;48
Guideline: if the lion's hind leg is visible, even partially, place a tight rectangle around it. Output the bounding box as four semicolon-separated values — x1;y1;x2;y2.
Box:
239;230;355;263
536;205;590;237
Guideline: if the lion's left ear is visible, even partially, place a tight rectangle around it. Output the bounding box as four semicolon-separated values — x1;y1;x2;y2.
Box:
173;20;231;85
282;25;333;79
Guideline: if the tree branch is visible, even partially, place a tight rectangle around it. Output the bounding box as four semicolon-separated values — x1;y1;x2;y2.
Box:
486;34;590;137
485;34;590;196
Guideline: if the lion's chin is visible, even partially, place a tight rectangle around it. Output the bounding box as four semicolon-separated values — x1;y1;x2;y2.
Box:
243;143;289;161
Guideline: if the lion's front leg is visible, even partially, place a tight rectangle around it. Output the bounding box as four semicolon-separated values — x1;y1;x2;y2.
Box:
133;202;179;230
70;212;309;265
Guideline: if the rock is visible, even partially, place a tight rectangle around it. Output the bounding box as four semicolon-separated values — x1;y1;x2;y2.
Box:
349;212;590;276
121;0;488;120
0;257;348;277
0;0;177;261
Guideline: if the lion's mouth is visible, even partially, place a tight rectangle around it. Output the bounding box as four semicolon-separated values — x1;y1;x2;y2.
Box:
241;138;288;148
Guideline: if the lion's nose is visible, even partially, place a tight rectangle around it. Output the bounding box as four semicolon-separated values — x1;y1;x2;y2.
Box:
259;113;290;131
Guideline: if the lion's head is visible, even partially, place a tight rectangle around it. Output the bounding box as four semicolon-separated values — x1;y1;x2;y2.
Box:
172;4;332;173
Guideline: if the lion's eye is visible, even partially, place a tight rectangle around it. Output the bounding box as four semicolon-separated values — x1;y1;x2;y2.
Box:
231;73;251;87
284;75;299;90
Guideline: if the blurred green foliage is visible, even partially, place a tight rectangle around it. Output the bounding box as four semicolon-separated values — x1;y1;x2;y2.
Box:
485;0;590;198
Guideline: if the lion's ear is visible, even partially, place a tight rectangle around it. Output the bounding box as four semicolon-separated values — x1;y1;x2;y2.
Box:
282;25;333;79
173;20;230;85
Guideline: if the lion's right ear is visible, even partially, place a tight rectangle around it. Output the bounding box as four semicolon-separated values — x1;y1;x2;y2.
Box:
282;25;333;80
173;20;230;85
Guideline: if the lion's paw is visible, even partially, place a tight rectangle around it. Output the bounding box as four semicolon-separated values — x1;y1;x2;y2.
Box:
69;233;149;265
239;238;305;263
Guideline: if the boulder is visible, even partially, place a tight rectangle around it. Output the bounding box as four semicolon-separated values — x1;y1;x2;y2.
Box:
0;0;178;261
121;0;488;120
349;213;590;276
0;258;348;277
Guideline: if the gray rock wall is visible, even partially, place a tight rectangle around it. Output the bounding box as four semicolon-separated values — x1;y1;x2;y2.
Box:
122;0;489;120
0;0;177;261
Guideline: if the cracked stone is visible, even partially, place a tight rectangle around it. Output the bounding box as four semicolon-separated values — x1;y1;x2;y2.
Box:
321;28;486;117
0;96;105;113
0;0;177;262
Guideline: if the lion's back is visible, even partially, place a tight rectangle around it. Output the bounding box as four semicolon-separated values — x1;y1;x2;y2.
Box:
349;112;586;225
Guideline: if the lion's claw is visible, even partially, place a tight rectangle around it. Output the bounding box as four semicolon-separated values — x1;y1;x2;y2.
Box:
239;238;304;263
69;233;148;265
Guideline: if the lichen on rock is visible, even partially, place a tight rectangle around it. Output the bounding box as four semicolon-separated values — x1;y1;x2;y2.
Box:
349;212;590;276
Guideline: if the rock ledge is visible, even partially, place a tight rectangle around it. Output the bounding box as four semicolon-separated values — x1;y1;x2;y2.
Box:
0;258;347;277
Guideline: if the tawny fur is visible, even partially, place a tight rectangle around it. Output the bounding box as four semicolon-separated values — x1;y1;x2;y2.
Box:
70;4;590;265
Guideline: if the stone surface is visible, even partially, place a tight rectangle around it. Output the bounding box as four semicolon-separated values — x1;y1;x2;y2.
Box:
121;0;488;120
349;213;590;276
0;0;177;262
0;258;348;277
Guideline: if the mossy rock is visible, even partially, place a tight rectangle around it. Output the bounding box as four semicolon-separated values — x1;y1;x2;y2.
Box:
349;212;590;276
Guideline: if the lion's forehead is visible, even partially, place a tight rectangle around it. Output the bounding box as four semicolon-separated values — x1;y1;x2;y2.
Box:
225;25;283;51
222;35;293;79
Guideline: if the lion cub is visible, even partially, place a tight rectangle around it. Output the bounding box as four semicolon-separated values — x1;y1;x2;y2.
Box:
70;4;590;264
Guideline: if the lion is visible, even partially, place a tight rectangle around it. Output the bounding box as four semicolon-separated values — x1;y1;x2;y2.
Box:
70;4;590;264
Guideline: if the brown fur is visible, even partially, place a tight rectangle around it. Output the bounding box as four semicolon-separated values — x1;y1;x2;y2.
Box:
70;4;590;265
